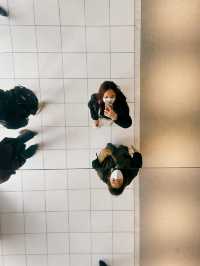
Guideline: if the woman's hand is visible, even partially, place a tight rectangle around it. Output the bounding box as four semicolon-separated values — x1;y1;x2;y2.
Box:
104;106;118;121
94;119;100;127
98;148;112;163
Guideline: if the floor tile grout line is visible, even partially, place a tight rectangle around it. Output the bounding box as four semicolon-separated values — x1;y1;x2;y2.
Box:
32;0;48;264
0;24;137;27
83;1;93;264
0;51;136;54
57;0;71;262
108;1;114;265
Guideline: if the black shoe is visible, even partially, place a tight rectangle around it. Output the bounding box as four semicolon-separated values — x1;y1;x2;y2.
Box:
99;260;108;266
0;7;9;17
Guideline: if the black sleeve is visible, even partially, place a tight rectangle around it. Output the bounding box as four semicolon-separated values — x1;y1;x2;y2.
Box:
88;94;99;120
0;170;12;184
131;152;143;168
92;156;108;184
125;152;142;186
114;101;132;128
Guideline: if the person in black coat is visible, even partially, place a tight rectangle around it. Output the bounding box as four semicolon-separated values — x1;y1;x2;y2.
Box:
92;143;142;196
0;6;9;17
0;86;39;129
88;81;132;128
0;130;39;184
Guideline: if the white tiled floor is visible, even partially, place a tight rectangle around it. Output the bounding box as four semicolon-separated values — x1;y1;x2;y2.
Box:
0;0;140;266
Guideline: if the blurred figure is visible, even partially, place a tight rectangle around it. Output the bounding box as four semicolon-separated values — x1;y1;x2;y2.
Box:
99;261;108;266
0;85;44;129
92;143;142;195
88;81;132;128
0;130;39;184
0;6;8;17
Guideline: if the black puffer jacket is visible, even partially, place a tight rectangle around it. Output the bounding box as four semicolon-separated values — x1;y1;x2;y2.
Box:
92;143;142;187
0;86;38;129
88;93;132;128
0;137;26;184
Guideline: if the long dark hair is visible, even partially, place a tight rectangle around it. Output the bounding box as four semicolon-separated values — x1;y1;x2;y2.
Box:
107;179;126;196
97;81;126;104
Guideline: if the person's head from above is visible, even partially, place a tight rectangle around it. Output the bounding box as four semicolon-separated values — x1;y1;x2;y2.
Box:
108;169;125;196
98;81;125;106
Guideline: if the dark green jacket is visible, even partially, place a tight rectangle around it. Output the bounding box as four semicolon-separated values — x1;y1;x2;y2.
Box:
0;86;38;129
0;138;26;184
92;143;142;186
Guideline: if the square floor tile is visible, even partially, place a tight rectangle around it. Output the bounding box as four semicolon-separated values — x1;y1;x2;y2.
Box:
25;213;46;233
68;169;90;189
43;150;66;169
47;233;69;254
40;78;64;103
66;104;88;126
69;211;90;232
113;211;134;232
86;27;110;52
63;54;87;78
91;233;112;253
47;212;68;232
62;27;86;52
48;255;69;266
45;170;67;190
67;150;90;169
42;126;66;149
1;214;24;234
69;190;90;211
90;127;111;149
27;255;47;266
11;26;36;52
4;255;26;266
112;190;134;210
41;104;65;126
111;26;135;52
91;190;112;210
91;211;112;232
35;0;59;25
22;170;45;191
37;26;61;52
70;233;91;253
0;54;14;78
9;0;35;25
87;54;110;78
0;26;11;52
111;53;134;78
25;234;47;254
23;191;45;212
0;192;23;213
59;0;85;25
38;53;62;78
113;233;134;253
2;235;25;255
64;79;88;103
70;255;90;266
67;127;89;149
14;53;38;78
85;0;109;25
110;0;134;25
46;190;68;211
113;255;134;266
